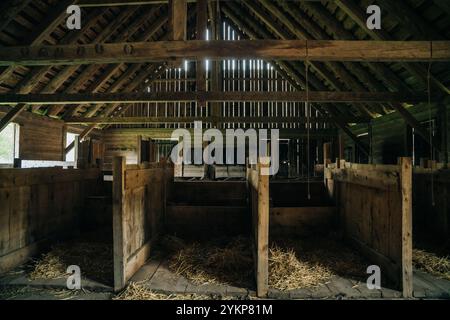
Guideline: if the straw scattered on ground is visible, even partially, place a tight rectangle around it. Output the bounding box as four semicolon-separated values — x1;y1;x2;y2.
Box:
0;286;95;300
114;282;231;300
269;237;369;291
159;234;368;292
413;249;450;281
29;242;113;285
269;245;332;290
164;236;254;287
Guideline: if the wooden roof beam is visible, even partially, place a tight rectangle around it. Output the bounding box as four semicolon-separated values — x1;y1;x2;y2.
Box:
249;0;382;117
0;104;26;132
0;0;75;85
0;0;32;33
0;91;430;105
65;115;369;125
42;6;146;116
1;40;449;66
334;0;450;95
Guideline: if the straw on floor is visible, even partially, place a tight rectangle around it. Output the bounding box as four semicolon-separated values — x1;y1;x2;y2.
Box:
164;236;254;287
413;249;450;281
29;241;113;285
269;236;368;291
114;282;230;300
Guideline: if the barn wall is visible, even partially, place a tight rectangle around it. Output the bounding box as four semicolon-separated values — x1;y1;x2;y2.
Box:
166;181;250;238
269;182;336;237
0;109;65;161
19;118;65;161
0;168;102;273
0;109;102;162
342;103;449;164
103;131;139;171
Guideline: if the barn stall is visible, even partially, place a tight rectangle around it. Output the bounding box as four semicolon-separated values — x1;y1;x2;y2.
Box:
0;0;449;301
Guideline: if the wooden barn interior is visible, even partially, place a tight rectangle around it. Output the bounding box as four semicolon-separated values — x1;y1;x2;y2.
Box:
0;0;449;300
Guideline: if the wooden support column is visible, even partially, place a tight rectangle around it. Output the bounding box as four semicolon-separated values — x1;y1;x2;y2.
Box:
136;135;142;164
323;142;331;185
196;0;207;108
338;133;345;160
368;122;373;164
113;156;126;292
400;157;413;298
168;0;187;69
210;0;221;128
256;160;269;298
439;103;448;167
169;0;187;41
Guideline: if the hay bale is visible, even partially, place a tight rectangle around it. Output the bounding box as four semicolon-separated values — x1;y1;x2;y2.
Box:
413;249;450;280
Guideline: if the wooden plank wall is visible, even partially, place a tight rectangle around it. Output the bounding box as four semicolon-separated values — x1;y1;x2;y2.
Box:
413;168;450;240
325;159;413;297
0;167;101;273
0;108;102;162
0;108;65;161
246;160;269;298
112;157;173;292
103;132;139;170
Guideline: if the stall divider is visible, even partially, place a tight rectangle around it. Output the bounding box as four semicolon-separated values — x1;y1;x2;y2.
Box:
0;167;101;274
113;157;173;292
247;158;269;298
324;157;413;297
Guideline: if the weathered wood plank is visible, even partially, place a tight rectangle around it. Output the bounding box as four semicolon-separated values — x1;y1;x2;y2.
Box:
0;91;431;105
0;40;448;66
400;157;413;298
113;156;126;292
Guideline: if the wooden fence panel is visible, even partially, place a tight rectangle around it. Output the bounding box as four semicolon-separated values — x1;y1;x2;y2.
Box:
112;157;173;292
0;167;101;273
325;158;413;297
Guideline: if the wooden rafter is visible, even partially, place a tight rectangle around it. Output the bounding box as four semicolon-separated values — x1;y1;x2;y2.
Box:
1;40;449;66
334;0;450;95
65;115;369;125
0;104;26;132
0;91;431;105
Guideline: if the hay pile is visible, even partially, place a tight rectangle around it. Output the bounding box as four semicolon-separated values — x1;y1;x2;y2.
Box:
269;237;368;291
165;236;253;287
114;282;216;300
29;242;113;285
413;249;450;280
269;245;332;290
